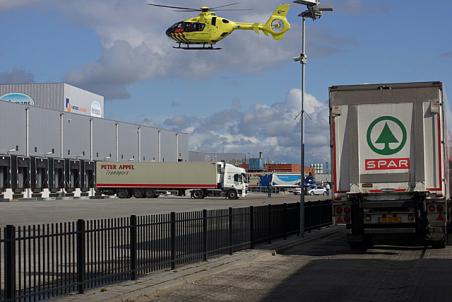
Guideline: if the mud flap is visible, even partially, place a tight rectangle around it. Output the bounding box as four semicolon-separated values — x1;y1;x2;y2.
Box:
351;198;364;236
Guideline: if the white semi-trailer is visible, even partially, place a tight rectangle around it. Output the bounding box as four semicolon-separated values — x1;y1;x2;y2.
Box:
330;82;449;248
96;161;248;199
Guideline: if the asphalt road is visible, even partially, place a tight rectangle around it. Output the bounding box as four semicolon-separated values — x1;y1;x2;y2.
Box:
0;193;329;227
141;228;452;302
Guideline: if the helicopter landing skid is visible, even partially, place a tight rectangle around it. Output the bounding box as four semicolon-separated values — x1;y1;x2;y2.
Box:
173;43;221;50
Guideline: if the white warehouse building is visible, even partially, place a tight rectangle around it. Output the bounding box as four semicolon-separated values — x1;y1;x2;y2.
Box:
0;83;188;162
0;83;104;118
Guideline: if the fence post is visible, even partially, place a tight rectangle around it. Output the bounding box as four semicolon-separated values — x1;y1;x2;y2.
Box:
5;225;16;302
309;202;313;232
297;202;301;236
229;207;233;255
318;202;323;229
130;215;137;280
170;212;176;270
250;206;254;249
267;204;272;244
76;219;86;294
283;203;287;240
203;209;207;261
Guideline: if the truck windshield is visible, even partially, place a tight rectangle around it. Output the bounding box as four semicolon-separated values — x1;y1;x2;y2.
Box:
234;174;243;183
242;174;248;183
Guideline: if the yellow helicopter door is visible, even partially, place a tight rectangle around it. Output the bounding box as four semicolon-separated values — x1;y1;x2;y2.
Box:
186;22;210;43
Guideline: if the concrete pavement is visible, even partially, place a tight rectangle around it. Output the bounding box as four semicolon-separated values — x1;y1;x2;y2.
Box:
56;227;452;302
0;193;328;226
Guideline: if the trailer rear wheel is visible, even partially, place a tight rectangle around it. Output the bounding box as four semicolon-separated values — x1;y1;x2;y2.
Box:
431;238;446;249
192;190;204;199
133;189;145;198
117;189;130;199
145;189;158;198
227;190;238;200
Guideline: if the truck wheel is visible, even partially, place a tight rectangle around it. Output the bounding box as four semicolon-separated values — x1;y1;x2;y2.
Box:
348;241;368;251
432;239;446;249
133;189;145;198
145;189;157;198
227;190;238;200
117;189;130;199
192;190;204;199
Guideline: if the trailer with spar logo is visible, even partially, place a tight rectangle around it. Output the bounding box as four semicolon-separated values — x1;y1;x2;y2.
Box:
330;82;449;248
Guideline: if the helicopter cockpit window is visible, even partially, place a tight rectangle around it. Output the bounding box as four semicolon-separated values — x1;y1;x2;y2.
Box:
171;22;185;33
183;22;205;32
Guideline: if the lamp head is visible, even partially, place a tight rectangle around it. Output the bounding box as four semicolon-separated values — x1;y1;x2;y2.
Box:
294;0;319;6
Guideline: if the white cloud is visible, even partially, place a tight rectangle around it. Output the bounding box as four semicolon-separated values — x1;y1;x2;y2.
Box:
57;0;354;99
0;0;37;10
0;0;357;99
161;89;330;164
0;69;34;84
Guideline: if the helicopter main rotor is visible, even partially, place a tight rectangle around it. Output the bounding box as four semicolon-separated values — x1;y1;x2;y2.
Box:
148;2;252;13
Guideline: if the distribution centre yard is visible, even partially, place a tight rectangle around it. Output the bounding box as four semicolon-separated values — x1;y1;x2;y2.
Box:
0;193;329;227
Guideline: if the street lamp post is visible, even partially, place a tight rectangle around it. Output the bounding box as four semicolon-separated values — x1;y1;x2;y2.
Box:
293;0;333;236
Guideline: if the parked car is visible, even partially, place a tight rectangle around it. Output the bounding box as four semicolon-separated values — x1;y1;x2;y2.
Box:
307;186;328;196
293;187;302;195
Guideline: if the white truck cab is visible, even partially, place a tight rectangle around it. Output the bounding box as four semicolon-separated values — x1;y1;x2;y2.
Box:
217;162;248;199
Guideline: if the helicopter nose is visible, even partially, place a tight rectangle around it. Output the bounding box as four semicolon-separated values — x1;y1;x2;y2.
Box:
166;27;173;37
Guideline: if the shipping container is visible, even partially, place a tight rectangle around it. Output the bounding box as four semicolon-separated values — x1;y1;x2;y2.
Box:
248;158;265;171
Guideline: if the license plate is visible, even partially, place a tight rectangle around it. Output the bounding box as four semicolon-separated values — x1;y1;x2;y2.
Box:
379;217;401;223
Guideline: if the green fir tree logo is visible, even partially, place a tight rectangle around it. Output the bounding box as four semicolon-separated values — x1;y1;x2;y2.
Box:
374;122;399;153
367;116;407;156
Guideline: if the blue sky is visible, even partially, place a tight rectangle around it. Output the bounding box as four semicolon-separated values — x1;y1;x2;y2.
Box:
0;0;451;164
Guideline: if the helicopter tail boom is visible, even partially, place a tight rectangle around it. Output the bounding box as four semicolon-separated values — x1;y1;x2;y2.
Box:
263;3;291;40
235;4;291;40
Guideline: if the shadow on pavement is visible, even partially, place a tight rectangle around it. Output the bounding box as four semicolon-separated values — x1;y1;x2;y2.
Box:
259;258;452;302
259;233;451;302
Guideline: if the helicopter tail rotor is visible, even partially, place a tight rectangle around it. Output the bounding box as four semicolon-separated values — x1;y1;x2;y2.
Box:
263;3;291;40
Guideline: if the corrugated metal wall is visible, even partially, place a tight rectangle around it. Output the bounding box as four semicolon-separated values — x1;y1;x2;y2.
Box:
160;130;177;162
0;99;187;162
141;127;159;162
118;123;139;162
29;107;60;157
92;118;117;161
0;101;26;155
178;133;189;162
0;83;64;111
63;112;91;160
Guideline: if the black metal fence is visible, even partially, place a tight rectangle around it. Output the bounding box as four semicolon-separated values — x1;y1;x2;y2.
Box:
0;201;332;302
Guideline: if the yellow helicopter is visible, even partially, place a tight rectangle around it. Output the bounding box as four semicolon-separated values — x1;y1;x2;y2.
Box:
148;3;291;50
